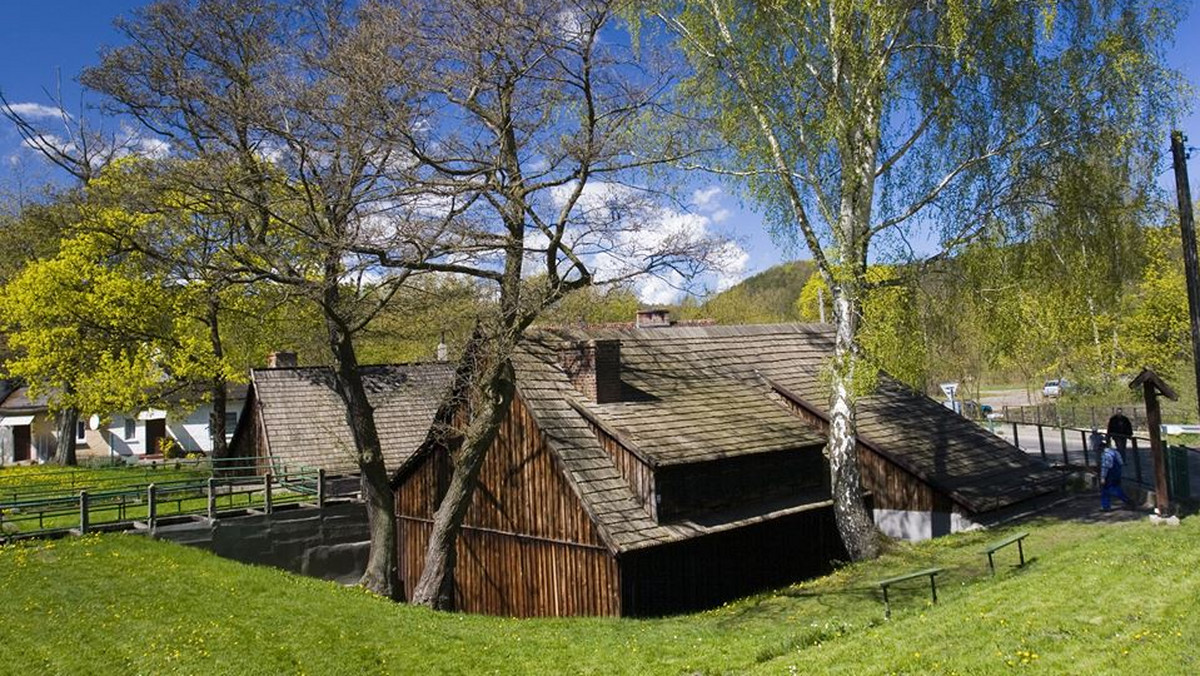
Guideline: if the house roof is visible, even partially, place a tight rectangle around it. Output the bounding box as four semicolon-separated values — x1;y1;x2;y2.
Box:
0;387;49;414
507;323;1060;552
249;363;455;475
572;352;826;467
0;384;248;416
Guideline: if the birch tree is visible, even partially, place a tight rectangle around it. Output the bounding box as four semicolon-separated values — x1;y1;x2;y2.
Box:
648;0;1182;558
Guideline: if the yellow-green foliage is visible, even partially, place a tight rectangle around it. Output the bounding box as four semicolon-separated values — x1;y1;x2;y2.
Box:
797;267;928;391
0;169;237;415
1121;226;1191;373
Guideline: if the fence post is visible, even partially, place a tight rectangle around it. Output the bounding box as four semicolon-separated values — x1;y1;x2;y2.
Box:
1012;422;1020;449
79;490;89;534
1132;438;1144;484
1059;427;1068;465
207;478;217;520
1079;431;1088;467
147;483;157;530
264;472;273;514
317;469;326;509
1037;426;1046;459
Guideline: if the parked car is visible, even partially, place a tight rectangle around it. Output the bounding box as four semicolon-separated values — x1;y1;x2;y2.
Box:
1042;379;1069;398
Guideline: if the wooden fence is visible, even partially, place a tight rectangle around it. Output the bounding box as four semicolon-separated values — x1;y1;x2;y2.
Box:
0;462;326;539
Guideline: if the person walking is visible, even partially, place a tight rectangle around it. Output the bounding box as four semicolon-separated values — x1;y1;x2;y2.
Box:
1106;408;1133;460
1100;442;1136;511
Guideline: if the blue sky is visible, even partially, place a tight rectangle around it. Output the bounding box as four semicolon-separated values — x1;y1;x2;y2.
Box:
1;1;1198;292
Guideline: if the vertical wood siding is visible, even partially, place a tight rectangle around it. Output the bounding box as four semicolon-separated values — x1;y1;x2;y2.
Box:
858;447;935;511
395;394;619;616
772;391;940;512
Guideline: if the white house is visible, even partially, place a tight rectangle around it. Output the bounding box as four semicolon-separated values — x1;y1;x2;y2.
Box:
0;385;246;464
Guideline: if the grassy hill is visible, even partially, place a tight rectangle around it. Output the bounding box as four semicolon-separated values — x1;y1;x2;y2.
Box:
0;506;1196;674
690;260;817;323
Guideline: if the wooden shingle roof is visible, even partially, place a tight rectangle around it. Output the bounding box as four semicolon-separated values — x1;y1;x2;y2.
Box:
513;323;1059;551
251;363;454;475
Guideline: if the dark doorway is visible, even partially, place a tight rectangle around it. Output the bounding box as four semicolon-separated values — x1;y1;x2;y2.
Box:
145;419;167;455
12;425;30;462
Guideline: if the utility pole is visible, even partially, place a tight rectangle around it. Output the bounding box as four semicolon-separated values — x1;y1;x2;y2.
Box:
1171;131;1200;422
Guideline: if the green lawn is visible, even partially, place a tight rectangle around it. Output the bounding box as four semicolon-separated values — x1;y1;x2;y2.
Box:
0;514;1197;674
0;463;210;502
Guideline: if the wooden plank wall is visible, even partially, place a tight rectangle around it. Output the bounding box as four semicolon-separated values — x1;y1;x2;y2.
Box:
858;447;935;511
772;390;940;513
399;519;619;616
588;422;656;516
395;394;620;616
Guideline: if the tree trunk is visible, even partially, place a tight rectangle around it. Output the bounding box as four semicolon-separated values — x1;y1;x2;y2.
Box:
827;287;882;561
207;296;230;459
209;379;229;459
323;279;400;600
53;407;79;466
411;356;515;610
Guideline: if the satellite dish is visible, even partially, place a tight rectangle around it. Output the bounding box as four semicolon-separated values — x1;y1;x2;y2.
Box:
88;414;101;431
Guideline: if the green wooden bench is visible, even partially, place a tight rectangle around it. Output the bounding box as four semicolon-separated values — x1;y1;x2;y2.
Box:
877;567;944;619
984;531;1029;575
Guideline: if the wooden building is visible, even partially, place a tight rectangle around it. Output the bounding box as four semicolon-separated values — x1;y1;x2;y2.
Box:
392;323;1061;617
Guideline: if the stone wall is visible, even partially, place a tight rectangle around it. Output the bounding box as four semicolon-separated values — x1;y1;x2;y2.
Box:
151;501;370;585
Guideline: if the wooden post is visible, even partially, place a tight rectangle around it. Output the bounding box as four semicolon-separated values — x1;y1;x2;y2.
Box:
1171;131;1200;424
1012;422;1020;449
317;469;326;509
1059;427;1067;466
207;478;217;520
1146;384;1169;514
1132;437;1144;483
79;491;89;534
264;472;273;514
147;483;157;529
1037;426;1046;460
1130;370;1179;514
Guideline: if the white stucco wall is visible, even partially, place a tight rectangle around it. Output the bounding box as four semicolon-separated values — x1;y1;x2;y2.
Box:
100;400;245;457
873;508;980;541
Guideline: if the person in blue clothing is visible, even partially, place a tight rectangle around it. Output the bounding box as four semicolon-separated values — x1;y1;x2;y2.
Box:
1099;442;1136;511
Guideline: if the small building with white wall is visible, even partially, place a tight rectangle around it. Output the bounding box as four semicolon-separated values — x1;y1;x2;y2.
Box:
0;385;246;464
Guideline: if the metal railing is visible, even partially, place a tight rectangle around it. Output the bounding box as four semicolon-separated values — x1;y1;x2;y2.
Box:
0;459;326;539
997;420;1198;500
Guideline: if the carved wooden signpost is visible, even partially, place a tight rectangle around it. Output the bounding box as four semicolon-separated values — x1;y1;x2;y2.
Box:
1130;369;1179;515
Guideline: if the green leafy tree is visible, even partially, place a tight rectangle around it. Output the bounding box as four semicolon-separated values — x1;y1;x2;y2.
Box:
0;228;234;463
646;0;1182;559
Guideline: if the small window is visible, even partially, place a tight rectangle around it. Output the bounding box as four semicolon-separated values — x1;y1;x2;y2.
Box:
124;417;136;440
76;420;86;441
225;412;238;432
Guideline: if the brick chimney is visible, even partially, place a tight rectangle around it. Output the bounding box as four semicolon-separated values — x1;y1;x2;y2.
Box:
635;308;671;328
266;351;298;368
559;339;621;403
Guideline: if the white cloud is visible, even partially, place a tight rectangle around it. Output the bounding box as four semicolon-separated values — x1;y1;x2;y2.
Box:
714;241;749;291
691;185;721;209
5;102;68;121
555;8;587;43
549;181;749;305
133;136;170;160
